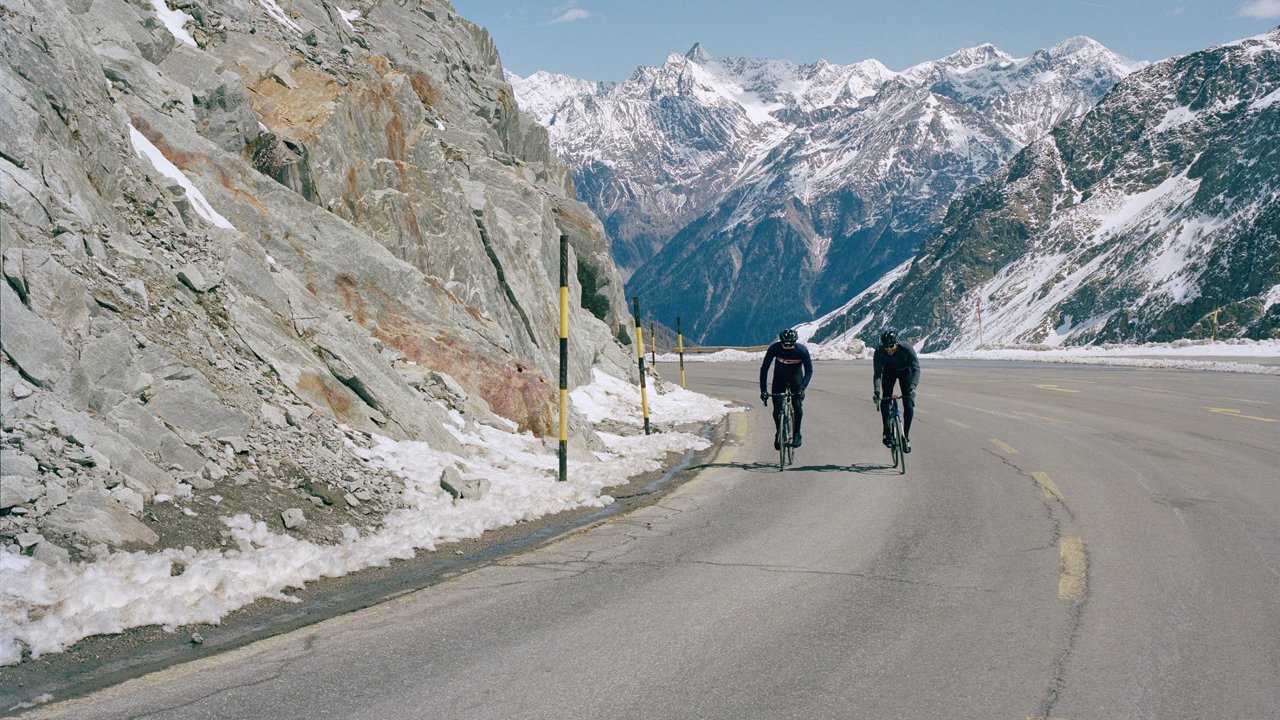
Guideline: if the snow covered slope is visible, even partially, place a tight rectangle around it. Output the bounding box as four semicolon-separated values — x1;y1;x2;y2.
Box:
809;30;1280;351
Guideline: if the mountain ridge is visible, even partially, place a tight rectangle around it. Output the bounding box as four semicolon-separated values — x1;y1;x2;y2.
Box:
808;29;1280;350
512;38;1143;344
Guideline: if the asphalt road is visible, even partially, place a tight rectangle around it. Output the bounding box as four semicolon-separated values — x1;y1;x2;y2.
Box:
18;360;1280;720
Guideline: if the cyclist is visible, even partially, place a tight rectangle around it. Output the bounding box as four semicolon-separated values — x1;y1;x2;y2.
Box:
872;330;919;453
760;328;812;449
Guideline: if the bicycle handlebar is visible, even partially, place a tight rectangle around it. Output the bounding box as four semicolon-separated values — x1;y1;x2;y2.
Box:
764;390;802;406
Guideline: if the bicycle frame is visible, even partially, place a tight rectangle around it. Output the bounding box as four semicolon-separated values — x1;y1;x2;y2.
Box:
887;394;905;474
768;390;796;470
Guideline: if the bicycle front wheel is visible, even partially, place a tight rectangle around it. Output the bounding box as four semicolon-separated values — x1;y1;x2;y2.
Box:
779;409;792;470
894;416;906;474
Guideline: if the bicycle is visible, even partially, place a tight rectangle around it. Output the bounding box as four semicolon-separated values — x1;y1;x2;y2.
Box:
885;394;906;474
766;390;797;470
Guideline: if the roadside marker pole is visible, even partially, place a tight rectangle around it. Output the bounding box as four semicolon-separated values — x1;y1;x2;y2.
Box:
977;297;984;347
632;296;651;435
676;316;686;388
558;234;568;481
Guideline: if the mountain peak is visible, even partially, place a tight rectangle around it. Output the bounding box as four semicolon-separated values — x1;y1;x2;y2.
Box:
685;43;713;63
944;42;1011;66
1048;35;1104;55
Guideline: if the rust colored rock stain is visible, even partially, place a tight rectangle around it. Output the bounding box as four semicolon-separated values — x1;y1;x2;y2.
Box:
410;74;438;107
134;116;266;216
333;274;368;325
378;326;554;436
362;55;393;76
555;206;596;233
131;117;195;167
246;66;340;142
345;165;360;219
386;115;405;161
298;369;352;418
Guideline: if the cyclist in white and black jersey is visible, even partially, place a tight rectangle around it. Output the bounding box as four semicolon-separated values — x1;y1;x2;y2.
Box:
759;329;813;450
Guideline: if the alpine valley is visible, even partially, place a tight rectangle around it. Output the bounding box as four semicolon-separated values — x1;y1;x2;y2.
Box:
512;38;1143;345
512;32;1279;348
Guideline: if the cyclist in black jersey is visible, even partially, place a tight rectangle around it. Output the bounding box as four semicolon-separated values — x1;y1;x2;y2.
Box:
872;329;920;453
760;329;813;450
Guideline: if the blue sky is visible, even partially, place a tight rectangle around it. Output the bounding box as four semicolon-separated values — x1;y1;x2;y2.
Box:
451;0;1280;81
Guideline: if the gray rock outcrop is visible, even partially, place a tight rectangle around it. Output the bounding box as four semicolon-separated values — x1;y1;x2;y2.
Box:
1;0;635;559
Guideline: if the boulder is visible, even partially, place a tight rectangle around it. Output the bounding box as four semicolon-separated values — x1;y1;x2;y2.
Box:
439;466;488;502
42;488;159;548
0;281;69;388
281;507;306;530
1;475;44;509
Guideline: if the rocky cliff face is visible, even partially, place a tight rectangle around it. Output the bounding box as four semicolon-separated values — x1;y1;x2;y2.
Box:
808;30;1280;350
1;0;633;558
514;40;1140;344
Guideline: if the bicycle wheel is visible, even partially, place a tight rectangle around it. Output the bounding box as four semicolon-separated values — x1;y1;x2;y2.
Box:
894;416;906;474
779;406;791;470
784;417;794;467
886;410;899;468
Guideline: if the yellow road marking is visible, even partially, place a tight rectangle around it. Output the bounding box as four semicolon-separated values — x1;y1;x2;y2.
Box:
1058;536;1086;601
1013;410;1070;425
1132;385;1176;394
714;413;747;466
946;419;972;429
1224;397;1270;406
1205;407;1279;423
1033;471;1063;502
990;438;1018;454
1034;383;1080;393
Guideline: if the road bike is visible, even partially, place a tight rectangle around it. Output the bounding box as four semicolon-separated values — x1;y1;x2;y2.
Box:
885;394;906;474
766;390;797;470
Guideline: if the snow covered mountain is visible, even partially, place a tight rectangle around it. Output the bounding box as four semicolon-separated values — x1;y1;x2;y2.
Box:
513;39;1142;344
511;44;894;280
807;30;1280;351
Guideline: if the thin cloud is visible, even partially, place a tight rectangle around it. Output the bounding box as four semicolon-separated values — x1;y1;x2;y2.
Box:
1237;0;1280;17
546;8;590;24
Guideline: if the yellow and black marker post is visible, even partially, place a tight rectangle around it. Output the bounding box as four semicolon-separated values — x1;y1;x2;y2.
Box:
650;321;657;368
633;296;651;435
676;316;686;388
558;234;569;482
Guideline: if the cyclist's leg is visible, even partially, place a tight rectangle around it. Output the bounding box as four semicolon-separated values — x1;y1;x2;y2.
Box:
902;385;914;440
879;376;895;440
889;377;911;451
789;377;803;437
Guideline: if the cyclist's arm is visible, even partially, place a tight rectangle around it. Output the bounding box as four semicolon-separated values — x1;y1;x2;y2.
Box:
871;348;883;390
907;346;921;389
800;345;813;389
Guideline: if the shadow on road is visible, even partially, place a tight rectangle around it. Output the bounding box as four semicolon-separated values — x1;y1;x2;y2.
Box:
688;461;894;474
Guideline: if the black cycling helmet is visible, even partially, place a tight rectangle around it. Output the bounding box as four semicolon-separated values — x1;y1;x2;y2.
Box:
779;328;799;344
880;329;898;347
